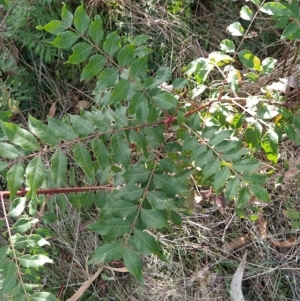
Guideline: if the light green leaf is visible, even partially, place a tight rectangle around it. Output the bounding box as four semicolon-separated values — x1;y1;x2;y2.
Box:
224;177;240;200
12;234;49;249
88;15;103;45
1;121;40;151
69;115;94;136
240;6;253;20
209;51;234;66
48;117;78;140
68;42;92;64
26;156;45;198
213;168;231;189
202;158;221;179
81;54;106;81
74;5;90;34
91;138;109;169
29;292;58;301
8;197;26;217
129;56;148;78
123;167;150;184
261;57;277;75
95;68;119;93
18;254;53;268
118;44;135;67
141;209;169;229
12;216;39;233
261;129;278;164
260;2;291;16
251;185;270;202
153;92;177;110
111;80;131;103
0;160;7;171
72;143;94;179
233;158;261;172
103;31;120;56
114;183;144;201
227;22;245;36
51;149;67;187
220;39;236;53
236;187;250;208
61;3;73;26
238;49;262;71
147;191;178;210
0;142;21;159
123;248;144;284
209;130;233;146
87;242;123;264
134;229;161;256
37;20;69;34
28;115;59;147
88;218;131;240
111;133;130;169
153;174;186;195
51;31;79;49
7;162;24;200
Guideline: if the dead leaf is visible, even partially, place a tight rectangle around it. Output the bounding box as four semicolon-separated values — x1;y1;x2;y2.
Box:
66;267;103;301
222;233;251;253
105;266;128;273
271;237;296;248
75;100;91;110
47;103;56;117
256;212;267;239
230;251;247;301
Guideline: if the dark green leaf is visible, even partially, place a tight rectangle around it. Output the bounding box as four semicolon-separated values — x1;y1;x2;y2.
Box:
236;187;250;208
251;185;270;202
141;209;169;229
48;117;78;140
114;183;144;201
242;173;268;184
222;149;249;162
69;115;94;136
51;149;67;187
111;133;130;169
213;167;231;189
159;158;177;172
233;158;261;172
153;174;186;195
147;191;178;210
209;130;233;146
7;162;24;200
2;260;17;294
134;228;161;256
153;92;177;110
87;241;123;264
103;199;138;218
201;126;219;139
123;248;144;284
136;101;150;123
130;56;148;78
123;167;150;184
72;143;94;179
129;92;145;114
103;31;120;56
224;177;240;200
91;138;109;169
194;150;213;167
133;34;151;46
26;156;45;198
202;158;221;179
129;130;148;157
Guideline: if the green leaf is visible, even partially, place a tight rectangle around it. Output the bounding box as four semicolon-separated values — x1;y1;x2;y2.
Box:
240;6;253;20
41;213;58;224
69;115;94;136
129;130;148;157
111;80;131;103
143;127;164;147
144;67;172;90
233;158;261;172
8;197;26;217
51;149;68;187
123;167;150;184
224;177;240;200
2;260;17;294
48;117;78;140
135;46;152;57
0;142;21;159
114;183;144;201
153;174;186;195
28;115;59;147
81;54;106;81
103;199;138;218
245;122;262;150
88;218;131;239
220;39;236;53
261;129;278;164
129;92;145;114
0;246;8;268
130;56;148;78
80;192;94;210
209;130;233;146
118;44;135;67
281;23;300;40
1;121;40;151
136;101;150;123
153;92;177;110
294;116;300;130
95;68;119;93
260;2;291;16
87;241;123;264
7;162;24;200
194;150;213;167
159;158;177;172
236;187;250;208
227;22;245;36
72;143;94;179
103;31;120;56
141;209;169;229
261;57;277;75
37;20;69;34
29;292;58;301
222;148;249;162
111;133;130;169
242;173;268;185
238;49;262;71
201;125;219;139
284;124;296;140
74;5;90;34
12;216;39;233
61;3;73;26
26;156;45;198
202;158;221;179
88;15;103;45
123;248;144;284
134;228;161;256
17;254;53;268
147;191;178;210
91;138;109;169
251;185;270;202
51;31;80;49
213;167;231;189
68;42;92;64
133;34;151;46
12;234;49;249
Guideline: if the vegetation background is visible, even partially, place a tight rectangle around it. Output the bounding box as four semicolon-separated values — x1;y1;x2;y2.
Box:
1;0;300;300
